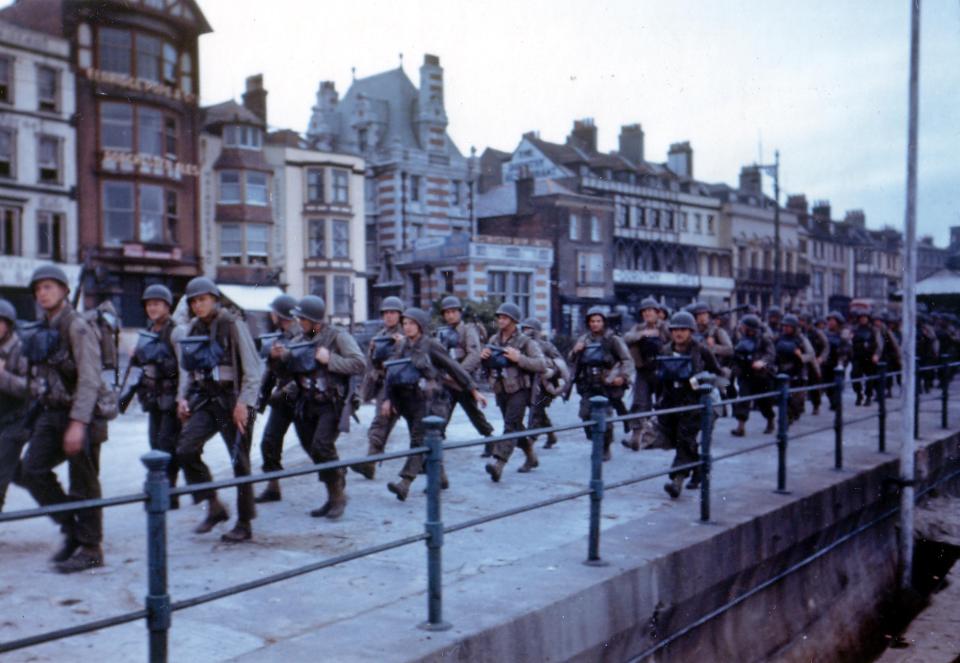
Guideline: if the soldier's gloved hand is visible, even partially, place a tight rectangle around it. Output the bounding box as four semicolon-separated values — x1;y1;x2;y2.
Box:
177;398;191;422
504;347;522;363
471;389;487;408
233;402;249;434
316;346;331;365
63;420;87;457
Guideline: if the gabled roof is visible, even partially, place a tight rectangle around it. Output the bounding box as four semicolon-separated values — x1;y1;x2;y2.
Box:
0;0;212;36
202;100;264;129
476;179;579;218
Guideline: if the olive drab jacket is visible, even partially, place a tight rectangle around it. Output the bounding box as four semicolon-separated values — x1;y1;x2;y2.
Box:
360;324;401;402
0;330;29;420
658;339;722;407
696;322;734;364
623;320;670;371
284;324;366;401
487;329;547;395
384;334;476;401
437;320;483;391
569;329;634;397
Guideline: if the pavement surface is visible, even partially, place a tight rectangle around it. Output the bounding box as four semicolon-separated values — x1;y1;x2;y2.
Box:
0;382;957;662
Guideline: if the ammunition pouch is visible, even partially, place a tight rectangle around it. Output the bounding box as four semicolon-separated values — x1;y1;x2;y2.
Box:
179;336;225;372
482;345;510;370
371;336;396;364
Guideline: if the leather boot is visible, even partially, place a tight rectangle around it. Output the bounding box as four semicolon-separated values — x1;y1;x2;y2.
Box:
763;417;775;435
55;545;104;574
350;460;376;480
51;536;80;563
731;420;746;437
387;477;412;502
855;393;863;406
221;520;252;543
544;432;558;449
518;447;539;473
440;466;450;490
255;479;282;503
312;475;347;519
622;428;641;451
481;442;494;458
194;498;229;534
663;476;684;499
485;458;506;483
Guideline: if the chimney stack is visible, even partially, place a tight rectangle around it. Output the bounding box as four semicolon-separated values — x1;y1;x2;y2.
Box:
786;194;808;214
242;74;267;125
667;141;693;178
618;124;644;164
843;209;865;227
515;167;534;216
813;201;833;222
568;118;597;153
739;165;762;195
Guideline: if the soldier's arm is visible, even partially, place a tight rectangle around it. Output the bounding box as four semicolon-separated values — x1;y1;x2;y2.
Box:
712;328;734;358
172;323;192;401
798;336;816;364
460;325;482;374
873;329;884;357
429;342;476;392
0;348;28;399
516;338;547;373
622;325;643;345
68;318;102;424
328;332;366;376
234;320;263;408
700;345;722;375
815;331;830;364
612;336;635;381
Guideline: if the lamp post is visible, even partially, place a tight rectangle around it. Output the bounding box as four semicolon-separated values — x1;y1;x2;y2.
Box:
758;151;781;309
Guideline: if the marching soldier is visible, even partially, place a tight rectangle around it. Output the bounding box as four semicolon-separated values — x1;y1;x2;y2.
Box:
253;294;300;503
436;296;495;449
766;306;783;338
130;285;183;505
175;277;262;542
566;307;633;461
799;313;830;415
352;296;404;480
918;313;939;393
823;311;852;410
18;266;111;572
850;309;883;406
480;303;547;481
774;314;815;424
520;317;568;449
0;299;29;512
657;311;721;498
282;295;365;519
730;314;776;436
622;297;670;451
382;307;487;500
875;311;902;397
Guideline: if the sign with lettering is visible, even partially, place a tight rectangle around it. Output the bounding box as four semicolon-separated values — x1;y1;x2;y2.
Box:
82;68;197;105
502;139;568;182
101;150;200;179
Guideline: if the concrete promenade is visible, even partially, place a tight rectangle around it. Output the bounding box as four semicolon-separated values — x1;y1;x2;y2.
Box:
0;382;957;662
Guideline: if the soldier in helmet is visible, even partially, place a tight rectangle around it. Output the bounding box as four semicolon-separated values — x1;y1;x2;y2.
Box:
775;314;815;424
480;303;547;481
252;294;300;503
730;314;776;437
18;266;111;572
279;295;365;519
566;306;633;460
128;284;183;505
766;306;783;338
622;297;670;451
823;311;852;410
917;313;939;393
874;311;902;397
436;295;496;449
0;298;29;512
174;277;263;542
849;308;883;406
658;311;721;498
798;313;830;415
520;317;569;449
352;296;405;480
381;307;487;500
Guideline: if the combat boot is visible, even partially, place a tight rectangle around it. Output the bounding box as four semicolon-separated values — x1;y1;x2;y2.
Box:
481;442;494;458
731;420;746;437
440;465;450;490
350;461;376;480
387;477;412;502
194;498;229;534
485;458;506;483
855;392;863;406
221;520;252;543
763;417;775;435
50;536;80;563
544;432;558;449
863;395;872;407
517;448;539;473
312;475;347;518
663;476;684;499
622;428;641;451
255;479;282;503
55;545;103;574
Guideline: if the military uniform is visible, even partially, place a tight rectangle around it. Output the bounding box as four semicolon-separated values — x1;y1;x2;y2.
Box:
437;319;494;438
730;316;776;435
850;316;883;406
520;318;568;450
0;301;29;511
803;321;830;414
622;300;670;450
774;316;815;424
823;312;852;411
918;316;939;393
354;324;402;479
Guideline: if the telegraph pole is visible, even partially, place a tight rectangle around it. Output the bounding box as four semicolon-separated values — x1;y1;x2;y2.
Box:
772;150;781;308
899;0;921;592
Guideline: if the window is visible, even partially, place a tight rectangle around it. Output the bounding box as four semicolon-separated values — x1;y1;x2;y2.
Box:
813;270;824;297
332;219;349;258
832;271;842;295
512;272;531;316
694;213;702;233
219;224;242;264
308;275;327;298
636;207;645;227
0;206;20;256
333;275;351;315
164;117;177;158
488;271;507;304
680;212;689;231
138;107;163;156
707;215;715;234
332;169;349;203
247;224;269;265
0;57;12;104
37;211;63;261
0;128;13;178
37;66;58;112
409;174;421;202
651;209;660;229
306;168;324;203
590;215;600;242
357;128;367;152
308;219;325;258
37;135;60;184
223;124;262;149
246;171;268;205
179;52;192;94
665;211;675;230
103;182;135;245
99;28;132;75
101;102;133;150
165;190;178;243
487;270;531;317
136;34;162;82
139;184;164;243
162;43;177;86
451;180;461;206
219;170;241;203
578;252;604;284
569;213;579;240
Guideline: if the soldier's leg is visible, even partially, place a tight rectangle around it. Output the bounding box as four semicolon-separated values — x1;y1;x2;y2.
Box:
488;390;530;480
215;404;257;528
175;406;220;504
150;409;182;489
19;411;75;533
455;388;495;437
0;420;29;511
398;397;428;481
308;402;347;518
731;377;750;436
666;414;700;497
67;436;103;548
491;392;517;462
851;361;865;404
351;400;397;481
258;403;292;474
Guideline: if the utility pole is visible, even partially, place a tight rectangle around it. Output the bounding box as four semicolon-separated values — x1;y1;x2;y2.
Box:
899;0;921;592
759;152;782;308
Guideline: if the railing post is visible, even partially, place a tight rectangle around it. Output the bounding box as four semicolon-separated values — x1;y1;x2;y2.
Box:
833;366;844;471
941;362;950;429
775;374;790;493
585;395;609;566
419;415;451;632
914;359;921;440
698;384;714;523
141;450;171;663
877;361;887;453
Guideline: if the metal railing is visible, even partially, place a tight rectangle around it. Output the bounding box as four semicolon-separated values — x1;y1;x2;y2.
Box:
1;359;959;661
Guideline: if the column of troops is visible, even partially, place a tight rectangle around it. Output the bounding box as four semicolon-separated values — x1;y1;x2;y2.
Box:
0;267;958;572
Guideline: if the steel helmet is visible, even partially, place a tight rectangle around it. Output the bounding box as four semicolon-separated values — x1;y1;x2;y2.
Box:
495;302;522;323
669;311;696;330
29;265;70;292
520;317;542;333
184;276;220;301
639;297;660;312
827;310;846;325
440;295;462;311
142;284;173;307
402;307;431;332
0;298;16;324
740;314;762;330
270;294;298;320
380;296;405;313
781;314;800;329
585;306;607;321
293;295;326;323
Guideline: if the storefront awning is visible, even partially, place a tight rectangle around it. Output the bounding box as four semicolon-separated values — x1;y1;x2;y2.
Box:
914;269;960;296
218;284;285;313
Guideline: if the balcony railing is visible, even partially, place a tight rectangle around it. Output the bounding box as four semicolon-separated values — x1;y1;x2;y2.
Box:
736;268;810;289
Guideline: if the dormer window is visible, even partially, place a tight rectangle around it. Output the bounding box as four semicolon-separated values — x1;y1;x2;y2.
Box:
223;124;262;150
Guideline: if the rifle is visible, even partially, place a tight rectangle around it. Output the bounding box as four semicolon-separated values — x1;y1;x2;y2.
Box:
255;369;277;414
117;361;142;414
527;370;542;429
711;304;750;318
338;375;360;433
562;350;581;402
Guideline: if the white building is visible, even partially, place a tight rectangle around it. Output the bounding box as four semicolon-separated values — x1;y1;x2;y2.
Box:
0;19;79;316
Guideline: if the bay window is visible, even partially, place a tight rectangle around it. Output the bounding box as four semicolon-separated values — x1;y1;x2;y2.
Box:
99;28;132;75
246;171;268;205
